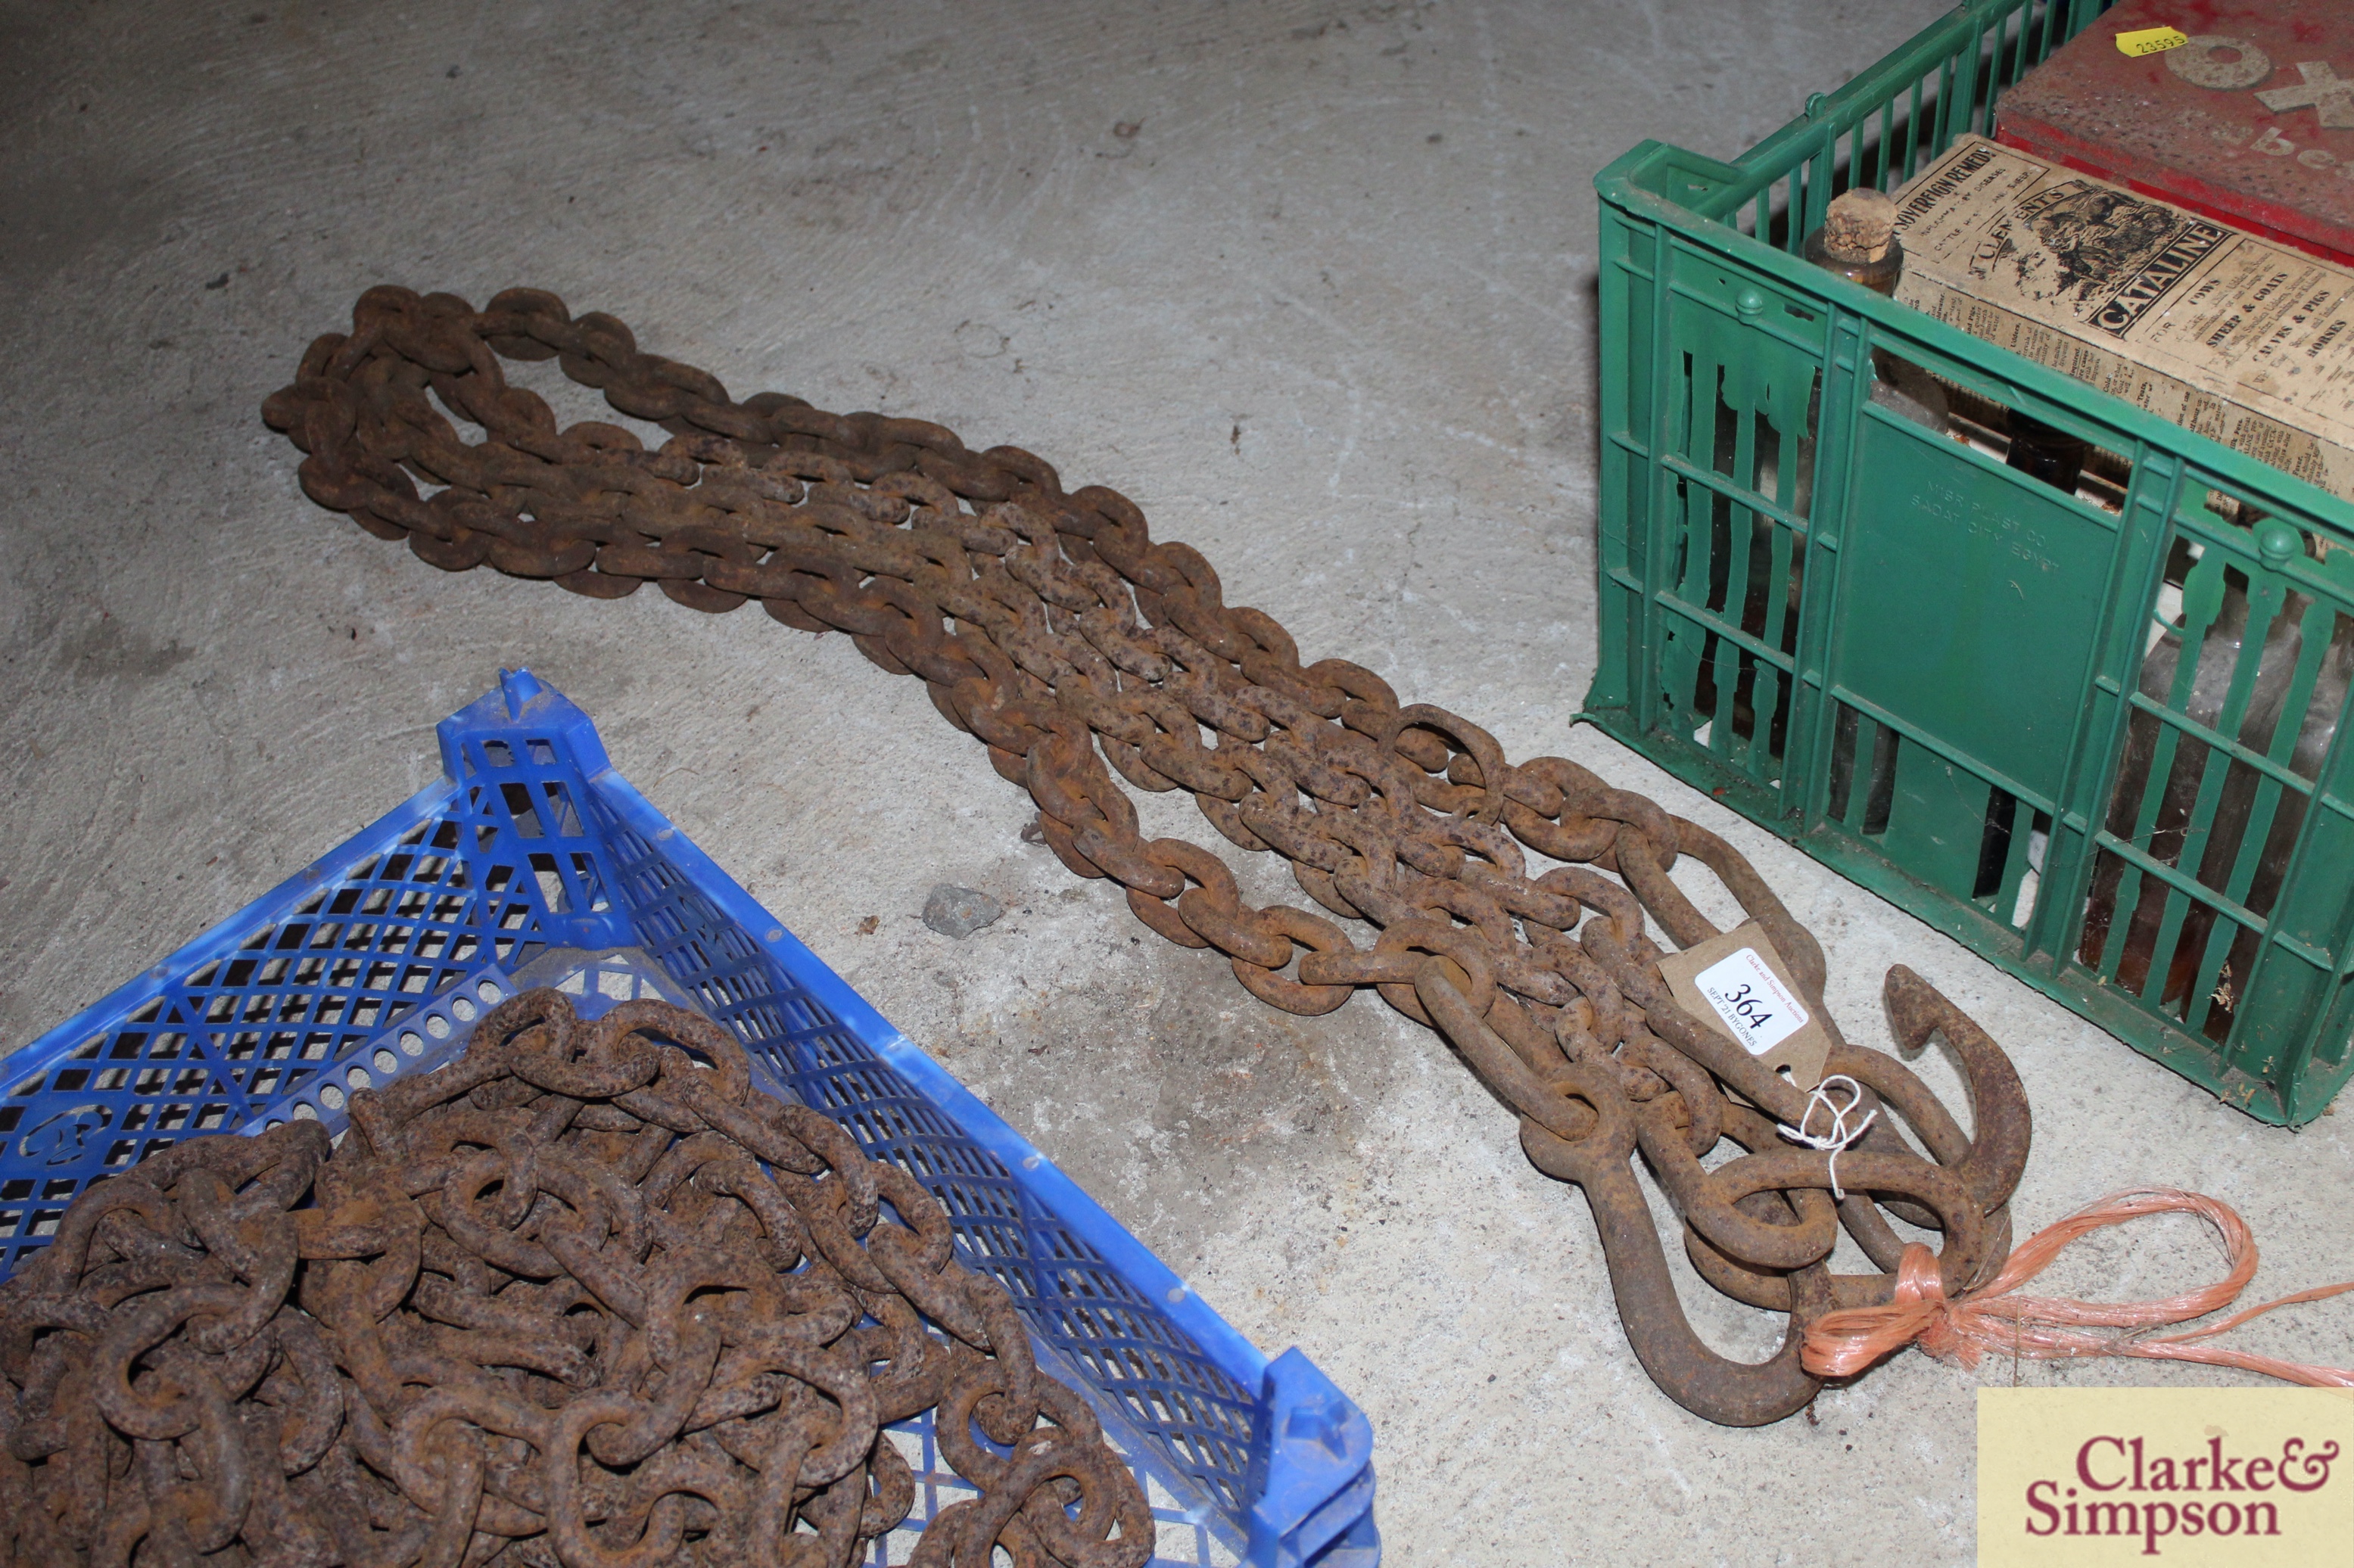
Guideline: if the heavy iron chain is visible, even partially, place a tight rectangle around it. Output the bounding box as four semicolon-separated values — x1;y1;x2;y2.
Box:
0;992;1153;1568
262;286;2036;1427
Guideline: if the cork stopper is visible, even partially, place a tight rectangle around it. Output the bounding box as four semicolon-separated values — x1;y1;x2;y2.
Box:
1821;188;1898;263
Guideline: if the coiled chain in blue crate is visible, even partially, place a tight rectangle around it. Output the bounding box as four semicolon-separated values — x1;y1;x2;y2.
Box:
0;991;1154;1567
264;288;2036;1427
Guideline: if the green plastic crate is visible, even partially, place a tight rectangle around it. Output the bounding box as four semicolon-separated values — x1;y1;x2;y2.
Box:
1589;0;2354;1125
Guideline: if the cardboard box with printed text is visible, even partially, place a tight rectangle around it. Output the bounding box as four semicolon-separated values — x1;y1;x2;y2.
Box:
1891;138;2354;502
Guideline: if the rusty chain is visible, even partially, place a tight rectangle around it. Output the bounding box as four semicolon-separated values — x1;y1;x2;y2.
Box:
260;285;2035;1426
0;993;1152;1568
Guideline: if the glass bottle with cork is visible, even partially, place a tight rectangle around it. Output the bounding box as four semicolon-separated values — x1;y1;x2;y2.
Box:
1803;188;1948;434
1810;186;2089;490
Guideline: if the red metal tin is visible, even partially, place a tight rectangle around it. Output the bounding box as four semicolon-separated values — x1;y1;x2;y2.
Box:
1996;0;2354;268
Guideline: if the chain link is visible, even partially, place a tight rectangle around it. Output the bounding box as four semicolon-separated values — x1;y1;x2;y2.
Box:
0;993;1152;1568
262;286;2036;1426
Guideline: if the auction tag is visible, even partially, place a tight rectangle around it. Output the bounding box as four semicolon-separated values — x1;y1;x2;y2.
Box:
1656;922;1832;1090
2115;25;2188;58
1979;1387;2354;1566
1692;947;1807;1055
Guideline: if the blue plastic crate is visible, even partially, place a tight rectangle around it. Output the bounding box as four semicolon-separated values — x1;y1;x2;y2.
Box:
0;670;1378;1568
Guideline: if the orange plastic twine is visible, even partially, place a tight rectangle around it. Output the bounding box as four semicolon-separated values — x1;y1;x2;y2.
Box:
1801;1187;2354;1388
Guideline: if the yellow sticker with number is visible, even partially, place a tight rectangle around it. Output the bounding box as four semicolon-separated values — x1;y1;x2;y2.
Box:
2116;26;2189;58
1979;1388;2354;1566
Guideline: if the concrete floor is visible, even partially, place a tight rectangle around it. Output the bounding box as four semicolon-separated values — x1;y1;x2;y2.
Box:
5;2;2351;1563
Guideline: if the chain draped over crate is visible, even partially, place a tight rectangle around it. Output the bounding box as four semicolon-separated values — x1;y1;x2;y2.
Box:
0;993;1154;1568
263;286;2035;1426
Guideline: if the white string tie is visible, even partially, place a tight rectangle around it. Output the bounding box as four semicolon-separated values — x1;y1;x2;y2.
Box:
1776;1074;1879;1202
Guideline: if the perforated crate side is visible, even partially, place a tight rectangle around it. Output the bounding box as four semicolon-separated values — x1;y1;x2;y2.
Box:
556;723;1378;1560
0;783;571;1276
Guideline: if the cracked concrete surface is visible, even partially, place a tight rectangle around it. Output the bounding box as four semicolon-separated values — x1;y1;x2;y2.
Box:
4;3;2351;1564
